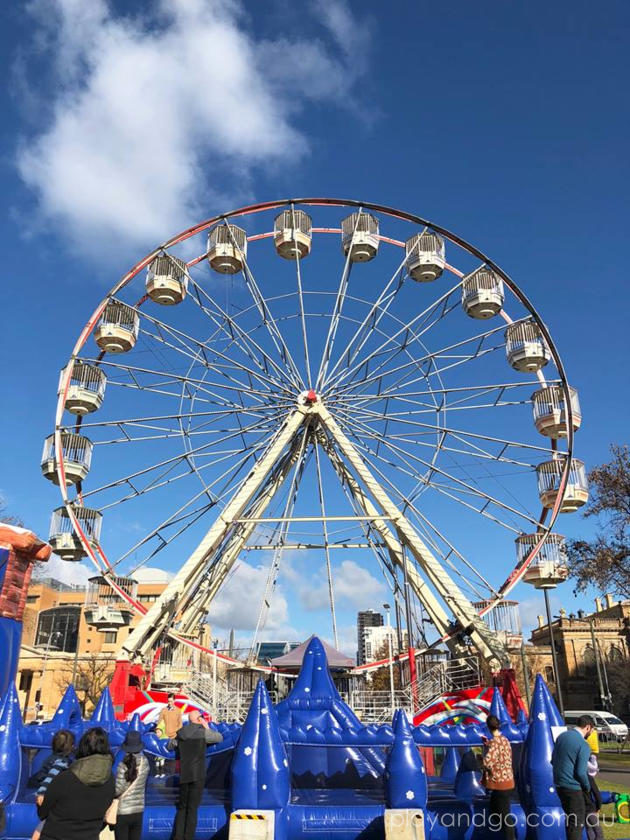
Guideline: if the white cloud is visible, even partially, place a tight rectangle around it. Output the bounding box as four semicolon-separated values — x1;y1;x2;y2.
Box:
133;566;173;583
519;593;563;636
38;553;92;588
299;559;386;612
207;559;290;634
17;0;370;256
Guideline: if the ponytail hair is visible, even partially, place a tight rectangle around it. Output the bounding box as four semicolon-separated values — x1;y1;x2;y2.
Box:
123;753;138;783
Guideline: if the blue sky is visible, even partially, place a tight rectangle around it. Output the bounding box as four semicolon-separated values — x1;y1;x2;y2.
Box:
0;0;628;656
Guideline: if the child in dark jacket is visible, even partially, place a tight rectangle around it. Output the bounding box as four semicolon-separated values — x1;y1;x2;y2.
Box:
30;730;75;840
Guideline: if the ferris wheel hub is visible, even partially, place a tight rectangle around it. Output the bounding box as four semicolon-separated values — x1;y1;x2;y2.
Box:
300;389;318;405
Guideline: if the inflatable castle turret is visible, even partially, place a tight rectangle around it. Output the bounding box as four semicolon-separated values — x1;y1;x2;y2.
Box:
0;525;51;695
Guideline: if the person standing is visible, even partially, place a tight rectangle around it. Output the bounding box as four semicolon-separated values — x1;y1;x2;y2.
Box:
168;710;223;840
37;727;115;840
30;730;75;840
551;715;595;840
156;694;183;777
481;714;516;839
113;731;150;840
157;694;182;740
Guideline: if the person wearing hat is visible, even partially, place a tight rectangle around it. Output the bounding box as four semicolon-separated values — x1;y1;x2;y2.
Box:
113;731;150;840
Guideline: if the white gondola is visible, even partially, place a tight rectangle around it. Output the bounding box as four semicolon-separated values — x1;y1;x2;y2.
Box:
41;432;93;486
274;210;312;259
505;318;550;372
48;506;102;562
536;456;588;512
146;254;189;305
405;229;445;282
461;266;504;319
341;212;379;262
531;385;582;439
207;224;247;274
94;301;139;354
84;575;137;629
518;533;569;589
58;361;106;415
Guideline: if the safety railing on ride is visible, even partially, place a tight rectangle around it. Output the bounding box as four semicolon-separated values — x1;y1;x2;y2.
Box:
186;671;278;722
184;656;480;723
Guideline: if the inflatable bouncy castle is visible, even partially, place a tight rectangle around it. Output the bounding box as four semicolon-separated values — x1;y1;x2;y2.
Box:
0;525;594;840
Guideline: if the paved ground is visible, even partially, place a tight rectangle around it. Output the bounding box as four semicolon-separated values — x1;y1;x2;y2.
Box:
600;763;630;790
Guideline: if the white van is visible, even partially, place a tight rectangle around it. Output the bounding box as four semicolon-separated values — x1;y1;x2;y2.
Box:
564;710;629;742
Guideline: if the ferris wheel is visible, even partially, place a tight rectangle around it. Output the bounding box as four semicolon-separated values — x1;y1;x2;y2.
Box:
42;198;587;672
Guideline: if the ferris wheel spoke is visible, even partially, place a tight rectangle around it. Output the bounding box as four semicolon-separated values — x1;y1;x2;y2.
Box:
321;424;496;616
314;440;339;647
110;429;281;569
314;210;359;390
81;415;283;507
330;403;553;460
405;515;491;602
223;222;304;389
289;204;314;387
67;405;283;435
78;356;282;408
186;270;298;393
331;379;550;405
250;424;311;656
329;319;507;404
334;408;540;531
135;306;289;399
322;252;408;389
325;275;465;395
333;417;528;558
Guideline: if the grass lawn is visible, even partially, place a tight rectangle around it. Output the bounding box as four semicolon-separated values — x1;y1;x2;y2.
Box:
599;780;630;839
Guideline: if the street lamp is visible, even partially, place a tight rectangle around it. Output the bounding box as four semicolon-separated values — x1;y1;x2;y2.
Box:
383;603;395;718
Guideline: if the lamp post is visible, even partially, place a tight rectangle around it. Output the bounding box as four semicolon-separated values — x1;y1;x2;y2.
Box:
212;638;218;720
383;603;395;718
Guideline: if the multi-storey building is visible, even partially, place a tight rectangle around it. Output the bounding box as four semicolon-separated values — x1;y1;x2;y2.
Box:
362;625;409;662
356;609;384;665
17;573;168;720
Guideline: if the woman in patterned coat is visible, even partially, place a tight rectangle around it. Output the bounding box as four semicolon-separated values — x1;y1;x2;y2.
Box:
482;714;516;839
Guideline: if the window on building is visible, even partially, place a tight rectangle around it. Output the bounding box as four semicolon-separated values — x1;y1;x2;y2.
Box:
26;595;38;604
583;645;596;668
103;631;117;644
19;671;33;692
35;607;80;653
544;666;555;684
608;645;624;662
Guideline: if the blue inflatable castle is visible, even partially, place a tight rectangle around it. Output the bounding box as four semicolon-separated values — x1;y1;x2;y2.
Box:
0;532;574;840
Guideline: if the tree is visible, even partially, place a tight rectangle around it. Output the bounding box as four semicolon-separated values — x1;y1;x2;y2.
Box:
0;496;22;527
365;642;403;693
566;445;630;598
56;654;114;714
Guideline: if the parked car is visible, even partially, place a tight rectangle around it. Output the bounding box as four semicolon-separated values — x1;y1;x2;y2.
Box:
564;710;629;742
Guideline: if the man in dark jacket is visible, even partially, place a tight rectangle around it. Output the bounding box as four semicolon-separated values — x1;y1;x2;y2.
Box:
168;710;223;840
